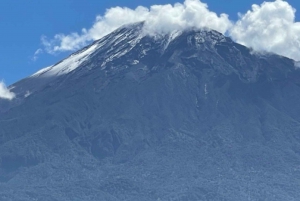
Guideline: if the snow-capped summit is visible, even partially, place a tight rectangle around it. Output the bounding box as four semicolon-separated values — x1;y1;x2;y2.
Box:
31;42;98;78
30;22;230;79
32;22;145;78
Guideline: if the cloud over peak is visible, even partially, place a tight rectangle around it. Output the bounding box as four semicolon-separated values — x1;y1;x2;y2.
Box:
41;0;231;54
0;81;15;100
142;0;231;35
41;0;300;61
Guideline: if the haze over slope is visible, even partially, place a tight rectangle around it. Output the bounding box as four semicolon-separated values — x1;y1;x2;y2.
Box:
0;23;300;200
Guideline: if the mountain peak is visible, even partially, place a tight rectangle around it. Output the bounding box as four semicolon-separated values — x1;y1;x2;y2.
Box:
30;22;231;81
5;23;296;105
32;22;145;79
1;22;300;200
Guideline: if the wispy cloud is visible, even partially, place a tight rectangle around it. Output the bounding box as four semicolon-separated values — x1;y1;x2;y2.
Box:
32;48;43;61
0;81;15;100
40;0;300;61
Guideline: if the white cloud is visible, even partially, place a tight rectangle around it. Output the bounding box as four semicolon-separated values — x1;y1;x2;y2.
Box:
230;0;300;61
32;48;43;61
0;81;15;100
41;0;231;54
40;0;300;62
141;0;231;36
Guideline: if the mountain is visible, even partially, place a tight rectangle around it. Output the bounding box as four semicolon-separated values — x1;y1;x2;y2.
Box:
1;22;300;200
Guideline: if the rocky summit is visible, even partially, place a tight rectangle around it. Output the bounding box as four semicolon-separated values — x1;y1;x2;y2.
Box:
0;22;300;200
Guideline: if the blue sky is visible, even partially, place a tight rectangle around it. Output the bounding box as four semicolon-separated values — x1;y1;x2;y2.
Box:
1;0;300;85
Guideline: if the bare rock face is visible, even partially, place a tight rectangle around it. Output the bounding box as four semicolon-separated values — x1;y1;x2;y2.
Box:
1;23;300;200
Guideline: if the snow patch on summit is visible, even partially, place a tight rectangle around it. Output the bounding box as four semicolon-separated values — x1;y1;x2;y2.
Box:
163;30;183;51
294;61;300;68
31;66;53;77
32;42;99;77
